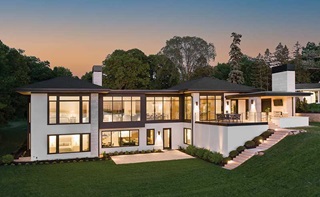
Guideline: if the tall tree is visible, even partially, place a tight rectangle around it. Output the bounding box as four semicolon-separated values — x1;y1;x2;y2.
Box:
251;53;271;90
148;54;180;89
274;42;290;65
102;49;150;89
160;36;216;81
81;71;93;82
52;66;73;77
293;41;310;83
227;32;244;84
212;63;231;80
190;65;215;80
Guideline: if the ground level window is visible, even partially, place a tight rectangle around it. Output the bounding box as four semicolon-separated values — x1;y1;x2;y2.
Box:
48;133;90;154
184;128;192;145
147;129;155;145
101;130;139;148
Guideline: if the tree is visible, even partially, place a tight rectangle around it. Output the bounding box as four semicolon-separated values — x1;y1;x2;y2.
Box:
212;63;231;80
52;66;73;77
81;71;93;82
240;56;255;87
251;53;271;90
228;32;244;84
274;42;290;65
160;36;216;81
190;65;215;80
293;41;310;83
102;49;150;89
148;54;180;89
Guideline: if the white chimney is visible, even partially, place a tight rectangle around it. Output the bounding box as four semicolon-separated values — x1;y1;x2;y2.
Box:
92;65;102;86
272;64;295;92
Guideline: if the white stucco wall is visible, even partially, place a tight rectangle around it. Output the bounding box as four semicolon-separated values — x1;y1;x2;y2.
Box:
279;117;309;128
272;71;295;92
99;122;192;154
30;93;99;161
92;71;102;86
194;123;268;156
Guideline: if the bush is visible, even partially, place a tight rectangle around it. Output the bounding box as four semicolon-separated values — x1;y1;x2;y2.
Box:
207;152;223;164
195;148;206;158
125;151;129;155
260;130;274;140
186;145;197;156
141;150;145;154
202;149;211;161
134;150;139;154
222;157;231;165
1;154;14;164
146;150;152;153
102;151;108;159
253;136;264;146
229;150;239;159
113;151;119;155
245;140;256;149
236;146;245;153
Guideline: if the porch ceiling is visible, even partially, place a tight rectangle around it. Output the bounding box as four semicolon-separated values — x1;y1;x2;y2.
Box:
225;91;312;99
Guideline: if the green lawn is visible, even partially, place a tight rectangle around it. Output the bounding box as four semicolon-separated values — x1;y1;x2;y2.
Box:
0;123;320;196
0;121;27;157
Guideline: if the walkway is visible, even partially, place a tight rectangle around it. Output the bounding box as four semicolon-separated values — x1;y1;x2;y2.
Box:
224;128;301;170
111;150;194;165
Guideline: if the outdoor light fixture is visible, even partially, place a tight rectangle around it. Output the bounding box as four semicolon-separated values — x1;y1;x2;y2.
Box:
251;100;254;104
226;101;229;105
195;101;198;106
158;131;160;135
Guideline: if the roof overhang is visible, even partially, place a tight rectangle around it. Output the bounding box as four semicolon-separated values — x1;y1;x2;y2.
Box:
225;91;312;99
16;88;110;95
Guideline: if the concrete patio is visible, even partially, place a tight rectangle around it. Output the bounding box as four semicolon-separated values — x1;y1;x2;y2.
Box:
111;150;194;164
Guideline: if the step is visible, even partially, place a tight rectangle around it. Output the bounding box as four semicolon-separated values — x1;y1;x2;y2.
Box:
233;157;250;163
240;152;255;157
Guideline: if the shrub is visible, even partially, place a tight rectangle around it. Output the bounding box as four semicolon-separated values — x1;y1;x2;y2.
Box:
222;157;231;165
102;151;108;159
207;152;223;164
236;146;245;153
186;145;197;156
134;150;139;154
129;151;134;154
245;140;256;149
125;151;129;155
253;136;264;146
141;150;145;154
146;150;152;153
119;151;124;155
260;130;274;140
1;154;14;164
113;151;119;155
156;149;162;152
229;150;239;159
195;148;206;158
202;149;211;161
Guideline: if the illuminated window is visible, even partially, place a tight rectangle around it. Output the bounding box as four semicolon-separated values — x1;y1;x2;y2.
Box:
184;128;192;145
200;95;222;121
146;96;180;121
147;129;155;145
48;134;90;154
101;130;139;148
48;95;90;124
102;96;141;122
184;96;192;120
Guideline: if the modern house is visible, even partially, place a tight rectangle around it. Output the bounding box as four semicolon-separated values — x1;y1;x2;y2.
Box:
17;64;310;161
296;83;320;104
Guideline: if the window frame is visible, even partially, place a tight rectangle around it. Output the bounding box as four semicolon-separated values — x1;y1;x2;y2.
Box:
146;129;155;145
101;130;139;148
183;128;192;145
47;95;91;125
146;96;180;121
47;133;91;154
199;94;223;121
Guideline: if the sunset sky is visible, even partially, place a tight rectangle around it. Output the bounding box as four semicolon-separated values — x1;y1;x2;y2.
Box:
1;0;319;77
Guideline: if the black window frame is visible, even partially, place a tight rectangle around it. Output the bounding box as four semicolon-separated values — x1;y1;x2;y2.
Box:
199;95;223;121
146;129;155;145
146;96;180;121
184;96;192;120
47;133;91;154
101;130;139;148
48;95;91;125
102;96;141;122
183;128;192;145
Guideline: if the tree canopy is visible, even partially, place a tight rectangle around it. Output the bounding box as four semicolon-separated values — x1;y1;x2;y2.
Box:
228;32;244;84
160;36;216;81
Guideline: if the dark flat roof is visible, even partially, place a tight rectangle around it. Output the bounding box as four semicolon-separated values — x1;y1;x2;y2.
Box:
16;77;109;94
168;77;259;92
225;91;311;99
272;64;295;74
296;83;320;90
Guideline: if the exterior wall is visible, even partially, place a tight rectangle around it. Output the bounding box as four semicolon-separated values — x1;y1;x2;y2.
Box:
30;93;99;161
194;123;268;157
299;90;318;104
271;97;293;117
272;117;309;128
99;122;192;154
296;113;320;122
272;71;295;92
92;71;102;86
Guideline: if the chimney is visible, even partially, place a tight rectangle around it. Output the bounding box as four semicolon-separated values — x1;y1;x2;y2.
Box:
272;64;295;92
92;65;102;86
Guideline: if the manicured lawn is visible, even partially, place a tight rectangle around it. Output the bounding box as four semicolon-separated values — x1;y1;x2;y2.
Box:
0;123;319;196
0;121;27;157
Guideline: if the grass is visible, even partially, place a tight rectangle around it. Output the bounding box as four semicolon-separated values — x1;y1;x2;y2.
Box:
0;123;319;196
0;120;27;157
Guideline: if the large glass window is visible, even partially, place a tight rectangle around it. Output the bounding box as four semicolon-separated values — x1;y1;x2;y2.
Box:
184;128;192;145
200;95;222;121
146;96;180;121
48;134;90;154
101;130;139;148
147;129;155;145
48;95;90;124
184;96;192;120
103;96;141;122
